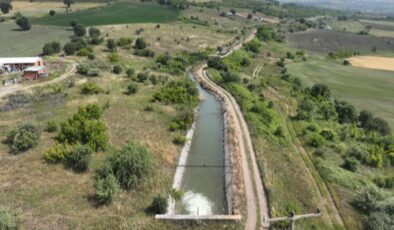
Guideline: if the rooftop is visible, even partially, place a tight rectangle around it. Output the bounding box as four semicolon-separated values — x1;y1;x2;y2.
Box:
0;57;42;65
24;66;46;72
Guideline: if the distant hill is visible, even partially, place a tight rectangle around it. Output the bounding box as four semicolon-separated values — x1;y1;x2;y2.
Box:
277;0;394;15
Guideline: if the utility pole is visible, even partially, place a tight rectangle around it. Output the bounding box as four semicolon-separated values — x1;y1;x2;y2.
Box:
265;209;322;230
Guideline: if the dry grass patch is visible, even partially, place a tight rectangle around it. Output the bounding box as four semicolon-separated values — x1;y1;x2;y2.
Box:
348;56;394;72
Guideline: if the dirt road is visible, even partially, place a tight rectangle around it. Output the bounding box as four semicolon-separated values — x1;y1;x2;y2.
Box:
0;59;76;99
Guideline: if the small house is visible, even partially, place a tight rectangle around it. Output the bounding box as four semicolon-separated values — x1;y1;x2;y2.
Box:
0;57;44;72
23;66;48;79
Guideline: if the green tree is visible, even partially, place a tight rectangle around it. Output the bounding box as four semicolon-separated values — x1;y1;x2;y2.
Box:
106;39;116;52
149;195;168;214
66;144;93;172
311;84;331;99
359;110;373;128
112;65;122;74
63;42;76;55
63;0;74;12
134;37;147;49
49;10;56;16
6;124;40;154
89;27;101;38
335;100;358;124
73;24;86;37
126;83;138;95
0;1;12;14
16;16;31;31
107;141;153;190
126;68;135;78
42;41;61;55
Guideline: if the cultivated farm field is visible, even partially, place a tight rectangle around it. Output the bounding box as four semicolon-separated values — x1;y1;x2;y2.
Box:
348;56;394;72
287;60;394;129
287;29;394;55
32;1;178;26
0;23;72;57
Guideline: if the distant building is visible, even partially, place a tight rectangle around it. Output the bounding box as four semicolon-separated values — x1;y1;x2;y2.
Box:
22;66;48;79
0;57;44;72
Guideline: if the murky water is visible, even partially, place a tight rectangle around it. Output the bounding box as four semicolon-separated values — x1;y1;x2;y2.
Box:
176;74;226;215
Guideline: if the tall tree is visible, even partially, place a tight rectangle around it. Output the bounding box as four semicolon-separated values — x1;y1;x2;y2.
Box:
63;0;74;13
16;16;31;31
0;1;12;14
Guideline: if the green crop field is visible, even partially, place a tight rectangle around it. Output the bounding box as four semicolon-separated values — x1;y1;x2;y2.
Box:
0;23;72;57
287;29;394;55
32;2;178;26
287;60;394;129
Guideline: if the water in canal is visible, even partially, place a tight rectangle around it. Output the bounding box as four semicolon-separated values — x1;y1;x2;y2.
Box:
176;74;226;215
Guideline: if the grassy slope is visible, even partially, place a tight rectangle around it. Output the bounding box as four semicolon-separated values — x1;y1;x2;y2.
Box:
287;60;394;129
32;2;178;26
287;29;394;54
0;23;72;57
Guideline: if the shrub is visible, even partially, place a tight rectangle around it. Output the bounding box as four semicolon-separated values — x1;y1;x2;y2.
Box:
106;141;153;190
335;100;358;124
80;82;103;95
94;173;119;205
307;133;325;148
136;72;148;82
88;53;95;60
314;149;325;158
57;105;108;151
6;124;40;153
311;84;331;99
71;37;87;50
152;79;198;107
134;37;147;49
173;134;186;145
347;146;369;164
16;16;31;31
207;57;227;71
221;71;240;83
359;110;373;128
274;126;284;137
342;156;360;172
126;83;138;95
319;129;335;141
49;10;56;16
149;195;168;214
106;39;116;51
365;117;391;136
44;143;70;163
45;121;58;133
117;37;132;47
108;52;120;62
126;68;135;78
343;60;350;65
90;37;103;45
0;206;21;230
366;211;393;230
144;105;154;112
77;64;89;75
42;41;61;55
70;20;78;27
89;27;101;38
352;186;384;214
66;144;93;172
63;42;76;55
76;47;92;56
134;49;155;57
373;176;394;189
73;24;86;37
113;65;122;74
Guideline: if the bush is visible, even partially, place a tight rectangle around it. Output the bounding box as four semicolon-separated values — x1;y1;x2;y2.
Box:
173;134;186;145
307;133;325;148
44;143;70;163
365;117;391;136
90;37;103;45
126;68;135;78
77;64;89;75
352;186;384;214
335;100;358;124
45;121;58;133
49;10;56;16
311;84;331;99
66;144;93;172
57;105;108;151
113;65;122;74
126;83;138;95
152;79;198;107
373;176;394;189
106;39;116;52
117;37;132;47
76;47;92;56
89;27;101;38
71;37;87;50
207;57;227;71
136;72;148;82
94;173;119;205
319;129;335;141
42;41;61;55
88;53;95;60
274;126;284;137
63;42;76;55
221;71;240;83
149;195;168;214
134;49;155;57
343;60;350;65
16;16;31;31
366;211;393;230
347;146;370;164
0;206;21;230
6;124;40;153
80;82;103;95
73;24;86;37
342;156;360;172
106;141;153;190
108;52;120;62
134;37;147;49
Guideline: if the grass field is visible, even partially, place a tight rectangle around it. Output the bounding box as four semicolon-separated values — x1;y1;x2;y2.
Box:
287;60;394;129
325;19;365;33
0;23;72;57
32;2;178;26
287;29;394;55
360;19;394;31
2;1;104;18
